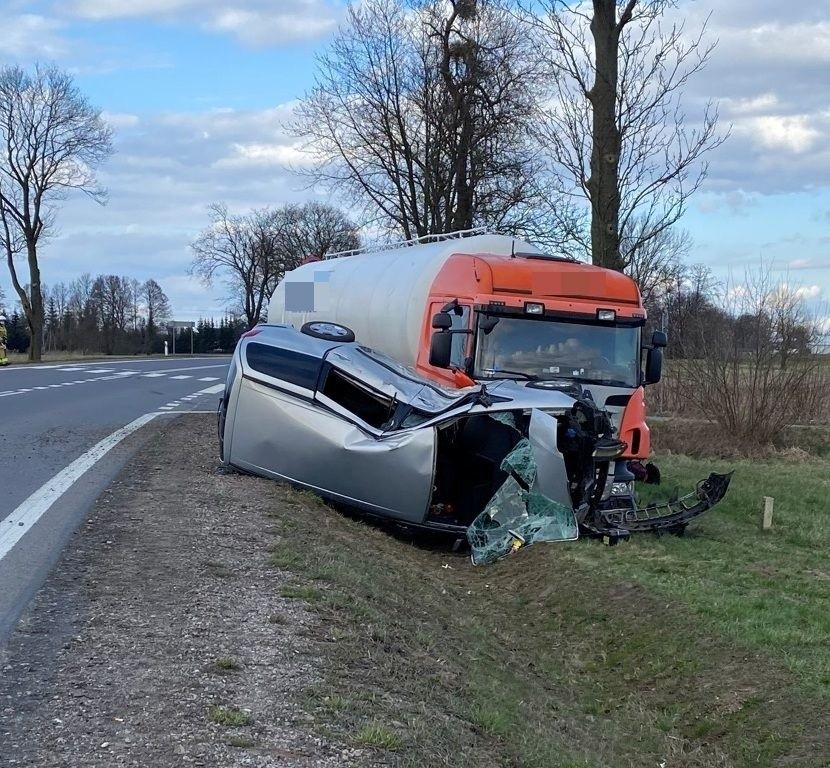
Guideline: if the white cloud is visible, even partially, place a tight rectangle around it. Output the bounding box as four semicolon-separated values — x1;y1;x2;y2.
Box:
737;114;822;154
720;93;779;116
665;5;830;194
102;111;140;130
789;258;812;270
68;0;204;19
33;102;335;320
65;0;343;46
208;8;337;46
794;285;823;300
0;14;69;58
215;141;310;169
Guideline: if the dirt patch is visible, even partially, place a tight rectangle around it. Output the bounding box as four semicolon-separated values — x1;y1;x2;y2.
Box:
0;414;370;768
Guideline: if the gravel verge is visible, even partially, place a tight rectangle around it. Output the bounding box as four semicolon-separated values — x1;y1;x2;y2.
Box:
0;413;370;767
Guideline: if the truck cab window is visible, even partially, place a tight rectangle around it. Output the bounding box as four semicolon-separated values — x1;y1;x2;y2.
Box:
474;314;640;388
450;306;471;369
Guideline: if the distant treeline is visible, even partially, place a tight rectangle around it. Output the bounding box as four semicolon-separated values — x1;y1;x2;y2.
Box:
170;317;248;354
2;273;247;356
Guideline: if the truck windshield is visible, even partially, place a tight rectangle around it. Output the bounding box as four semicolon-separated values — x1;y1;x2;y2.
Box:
474;314;641;387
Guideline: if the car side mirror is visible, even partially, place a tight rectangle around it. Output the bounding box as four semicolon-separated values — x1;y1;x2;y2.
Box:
429;331;452;368
432;312;452;330
651;330;667;349
644;347;663;384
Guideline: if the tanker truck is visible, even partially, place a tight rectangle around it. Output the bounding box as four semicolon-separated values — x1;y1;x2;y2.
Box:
270;233;657;467
219;231;730;559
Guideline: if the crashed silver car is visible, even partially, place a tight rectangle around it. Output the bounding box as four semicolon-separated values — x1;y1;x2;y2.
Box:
218;323;731;564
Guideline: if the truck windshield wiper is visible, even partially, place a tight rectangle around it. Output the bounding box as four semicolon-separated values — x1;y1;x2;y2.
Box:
482;370;539;381
578;376;631;387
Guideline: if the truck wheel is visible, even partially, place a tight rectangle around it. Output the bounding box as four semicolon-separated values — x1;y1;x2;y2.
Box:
300;321;355;343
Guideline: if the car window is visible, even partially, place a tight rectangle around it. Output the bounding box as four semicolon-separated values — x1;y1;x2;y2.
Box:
246;342;320;390
320;368;395;429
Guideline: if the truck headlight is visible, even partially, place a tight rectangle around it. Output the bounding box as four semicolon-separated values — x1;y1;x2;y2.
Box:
611;481;633;497
597;309;616;321
524;302;544;315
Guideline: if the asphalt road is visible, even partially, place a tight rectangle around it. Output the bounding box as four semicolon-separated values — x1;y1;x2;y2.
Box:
0;355;230;647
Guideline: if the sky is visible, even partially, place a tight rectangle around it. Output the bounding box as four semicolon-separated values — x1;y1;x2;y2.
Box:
0;0;828;329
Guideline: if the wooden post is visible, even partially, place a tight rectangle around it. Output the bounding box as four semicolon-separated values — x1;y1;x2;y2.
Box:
760;496;774;530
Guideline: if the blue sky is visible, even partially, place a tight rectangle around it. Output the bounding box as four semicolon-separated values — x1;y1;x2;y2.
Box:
0;0;828;332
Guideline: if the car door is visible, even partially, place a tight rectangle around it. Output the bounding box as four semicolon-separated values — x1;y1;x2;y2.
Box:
228;337;436;523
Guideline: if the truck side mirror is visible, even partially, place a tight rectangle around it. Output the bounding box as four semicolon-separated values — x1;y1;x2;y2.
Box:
651;330;667;348
432;312;452;330
644;347;663;384
429;331;452;368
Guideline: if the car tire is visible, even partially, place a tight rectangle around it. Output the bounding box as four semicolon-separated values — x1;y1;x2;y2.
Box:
300;321;356;343
217;394;228;462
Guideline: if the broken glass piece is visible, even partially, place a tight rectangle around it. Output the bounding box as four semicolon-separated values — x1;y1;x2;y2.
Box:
468;437;578;565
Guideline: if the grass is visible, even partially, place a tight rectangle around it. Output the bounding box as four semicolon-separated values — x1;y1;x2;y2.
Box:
258;462;830;767
353;723;404;750
207;706;253;727
214;656;241;671
602;453;830;697
279;584;323;601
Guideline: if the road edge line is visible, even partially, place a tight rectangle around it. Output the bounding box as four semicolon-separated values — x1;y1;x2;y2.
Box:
0;412;160;562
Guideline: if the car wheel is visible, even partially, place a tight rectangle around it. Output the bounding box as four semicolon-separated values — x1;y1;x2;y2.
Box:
300;321;356;343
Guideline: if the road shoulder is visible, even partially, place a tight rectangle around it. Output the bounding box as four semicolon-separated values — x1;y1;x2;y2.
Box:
0;413;364;767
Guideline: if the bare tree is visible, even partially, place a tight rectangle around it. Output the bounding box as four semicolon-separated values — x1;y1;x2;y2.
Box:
190;203;283;328
91;275;132;355
529;1;726;270
624;222;690;311
277;202;359;265
676;266;827;446
292;0;545;240
191;202;358;326
0;64;113;361
143;278;171;350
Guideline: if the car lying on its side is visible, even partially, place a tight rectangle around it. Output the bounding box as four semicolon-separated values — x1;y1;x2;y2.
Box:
218;323;731;563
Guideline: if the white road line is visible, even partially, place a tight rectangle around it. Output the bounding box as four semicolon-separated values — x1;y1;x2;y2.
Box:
137;364;226;376
0;413;159;562
195;384;224;396
158;406;174;410
198;377;220;382
142;372;166;378
169;375;192;380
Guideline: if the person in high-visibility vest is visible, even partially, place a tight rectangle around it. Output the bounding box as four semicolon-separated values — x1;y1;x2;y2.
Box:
0;314;8;366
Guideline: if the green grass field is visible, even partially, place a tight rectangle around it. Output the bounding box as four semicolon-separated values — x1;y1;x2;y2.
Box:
262;450;830;767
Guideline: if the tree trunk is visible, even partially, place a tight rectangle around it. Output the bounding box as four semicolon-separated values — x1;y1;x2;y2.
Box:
453;116;475;231
26;239;44;361
586;0;626;272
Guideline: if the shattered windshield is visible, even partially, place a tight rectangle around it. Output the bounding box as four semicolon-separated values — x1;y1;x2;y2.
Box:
474;314;641;387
